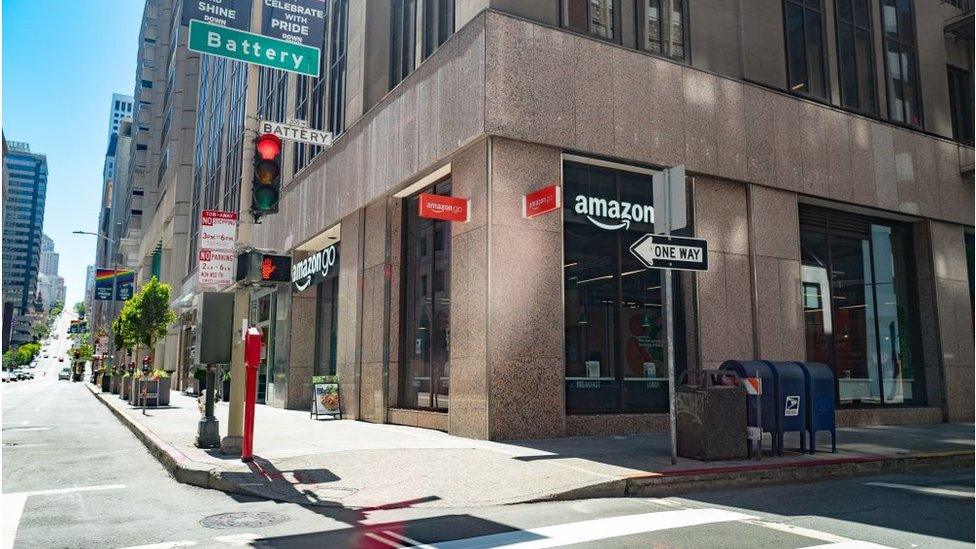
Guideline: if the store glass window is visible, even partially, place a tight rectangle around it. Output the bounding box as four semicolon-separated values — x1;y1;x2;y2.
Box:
313;249;340;377
800;206;923;406
561;0;617;41
563;160;686;414
401;179;452;410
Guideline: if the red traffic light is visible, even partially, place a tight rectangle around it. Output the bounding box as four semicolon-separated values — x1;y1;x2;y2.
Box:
255;133;281;161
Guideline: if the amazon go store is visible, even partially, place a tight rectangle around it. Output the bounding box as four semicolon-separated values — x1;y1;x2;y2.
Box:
258;141;969;440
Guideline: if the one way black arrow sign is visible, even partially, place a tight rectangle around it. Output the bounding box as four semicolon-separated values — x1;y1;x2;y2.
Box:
629;234;709;272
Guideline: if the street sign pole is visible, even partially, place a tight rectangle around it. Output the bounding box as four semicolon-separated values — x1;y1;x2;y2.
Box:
664;168;678;466
219;0;262;455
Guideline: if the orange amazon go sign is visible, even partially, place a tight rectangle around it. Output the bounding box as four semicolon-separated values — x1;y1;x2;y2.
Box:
418;193;470;222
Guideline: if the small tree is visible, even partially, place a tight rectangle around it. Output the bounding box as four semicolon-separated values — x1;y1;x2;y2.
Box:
74;301;87;318
130;277;177;353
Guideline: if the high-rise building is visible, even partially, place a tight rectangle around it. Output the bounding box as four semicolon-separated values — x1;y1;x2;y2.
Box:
39;233;58;276
2;141;48;345
104;94;134;182
136;3;975;433
92;94;135;333
84;264;95;315
117;0;200;372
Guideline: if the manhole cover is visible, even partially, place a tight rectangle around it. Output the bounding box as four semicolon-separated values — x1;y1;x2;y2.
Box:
201;512;289;529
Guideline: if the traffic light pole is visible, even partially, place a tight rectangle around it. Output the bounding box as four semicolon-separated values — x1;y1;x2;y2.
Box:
219;0;262;455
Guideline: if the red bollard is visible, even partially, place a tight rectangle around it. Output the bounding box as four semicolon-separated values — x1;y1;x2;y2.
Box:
241;327;262;462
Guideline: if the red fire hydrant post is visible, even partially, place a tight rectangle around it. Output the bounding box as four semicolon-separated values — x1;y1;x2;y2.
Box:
241;327;262;462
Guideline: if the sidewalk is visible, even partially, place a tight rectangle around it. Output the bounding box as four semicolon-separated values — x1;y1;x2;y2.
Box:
86;383;974;509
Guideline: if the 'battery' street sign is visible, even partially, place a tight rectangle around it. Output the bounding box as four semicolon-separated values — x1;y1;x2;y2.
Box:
629;234;709;271
259;120;333;148
188;20;321;77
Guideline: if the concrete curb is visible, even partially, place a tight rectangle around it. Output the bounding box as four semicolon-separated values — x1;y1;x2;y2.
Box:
86;384;974;507
533;450;974;502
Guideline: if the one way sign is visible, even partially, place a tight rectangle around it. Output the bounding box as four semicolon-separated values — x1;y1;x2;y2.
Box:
629;234;709;272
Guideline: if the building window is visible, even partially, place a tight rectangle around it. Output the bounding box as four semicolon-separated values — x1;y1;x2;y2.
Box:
784;0;827;99
328;0;348;136
563;160;687;414
835;0;877;113
639;0;685;60
561;0;617;41
423;0;454;59
948;65;974;145
390;0;417;89
800;205;924;406
141;79;153;88
401;178;452;411
880;0;921;126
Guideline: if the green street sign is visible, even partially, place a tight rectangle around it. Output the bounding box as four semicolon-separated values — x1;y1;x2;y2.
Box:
188;20;320;77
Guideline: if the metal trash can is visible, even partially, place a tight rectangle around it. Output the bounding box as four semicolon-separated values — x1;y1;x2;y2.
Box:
765;361;808;455
720;360;776;453
794;361;836;453
676;371;748;461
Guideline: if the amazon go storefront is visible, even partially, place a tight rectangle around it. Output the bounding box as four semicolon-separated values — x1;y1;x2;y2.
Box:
265;141;963;440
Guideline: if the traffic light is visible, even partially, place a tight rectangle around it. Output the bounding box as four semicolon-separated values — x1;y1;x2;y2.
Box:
251;133;282;218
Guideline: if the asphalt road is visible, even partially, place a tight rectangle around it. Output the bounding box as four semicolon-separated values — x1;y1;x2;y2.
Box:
2;314;973;548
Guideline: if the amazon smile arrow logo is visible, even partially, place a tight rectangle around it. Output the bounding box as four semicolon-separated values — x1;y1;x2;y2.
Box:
573;194;654;231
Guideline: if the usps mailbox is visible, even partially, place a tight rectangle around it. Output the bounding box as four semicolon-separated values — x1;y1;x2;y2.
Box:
764;361;807;455
794;361;836;453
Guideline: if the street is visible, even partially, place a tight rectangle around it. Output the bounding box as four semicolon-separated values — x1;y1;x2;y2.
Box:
1;315;973;548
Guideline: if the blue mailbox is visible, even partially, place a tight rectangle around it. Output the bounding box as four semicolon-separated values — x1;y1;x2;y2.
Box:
794;361;836;453
764;361;807;455
719;360;777;453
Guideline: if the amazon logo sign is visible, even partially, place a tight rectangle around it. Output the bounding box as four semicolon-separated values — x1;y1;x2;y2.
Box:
570;194;654;231
291;244;339;293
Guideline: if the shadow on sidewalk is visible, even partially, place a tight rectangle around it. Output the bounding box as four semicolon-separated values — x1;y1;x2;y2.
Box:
216;456;532;548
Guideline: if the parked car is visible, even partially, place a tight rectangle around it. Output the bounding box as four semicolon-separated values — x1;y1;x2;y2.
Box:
2;370;12;382
58;367;71;381
58;357;64;362
13;369;29;381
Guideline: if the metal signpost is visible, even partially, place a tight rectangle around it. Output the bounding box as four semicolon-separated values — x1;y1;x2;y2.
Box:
633;165;710;465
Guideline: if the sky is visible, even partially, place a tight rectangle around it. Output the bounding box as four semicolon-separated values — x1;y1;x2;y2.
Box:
3;0;144;306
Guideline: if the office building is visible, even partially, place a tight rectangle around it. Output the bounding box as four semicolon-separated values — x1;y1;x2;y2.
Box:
39;233;58;276
2;141;48;345
149;1;975;438
117;0;201;374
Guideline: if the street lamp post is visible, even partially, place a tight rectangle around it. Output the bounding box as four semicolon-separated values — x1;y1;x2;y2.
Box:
73;228;121;368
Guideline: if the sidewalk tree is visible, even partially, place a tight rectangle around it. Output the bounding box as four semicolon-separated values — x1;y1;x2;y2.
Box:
129;277;177;353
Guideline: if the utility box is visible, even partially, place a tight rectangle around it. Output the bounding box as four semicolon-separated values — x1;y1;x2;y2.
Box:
676;371;748;461
198;292;234;364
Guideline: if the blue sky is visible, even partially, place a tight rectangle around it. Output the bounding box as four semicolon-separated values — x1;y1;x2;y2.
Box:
3;0;144;306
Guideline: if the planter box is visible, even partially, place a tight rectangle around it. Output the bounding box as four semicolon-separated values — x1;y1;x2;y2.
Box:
120;377;132;400
110;375;120;394
100;374;111;392
157;377;171;406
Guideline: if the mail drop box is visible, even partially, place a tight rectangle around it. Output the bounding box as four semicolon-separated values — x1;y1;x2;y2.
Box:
794;361;836;453
765;361;808;454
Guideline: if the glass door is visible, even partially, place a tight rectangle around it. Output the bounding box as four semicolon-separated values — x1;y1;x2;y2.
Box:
400;179;451;411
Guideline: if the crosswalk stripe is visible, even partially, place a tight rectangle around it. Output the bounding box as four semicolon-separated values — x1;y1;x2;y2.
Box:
863;481;975;499
2;484;125;549
799;541;895;549
412;508;756;549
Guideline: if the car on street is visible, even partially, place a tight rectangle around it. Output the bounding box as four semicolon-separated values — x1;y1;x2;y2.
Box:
1;370;12;382
58;357;64;362
13;369;30;381
58;367;71;381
